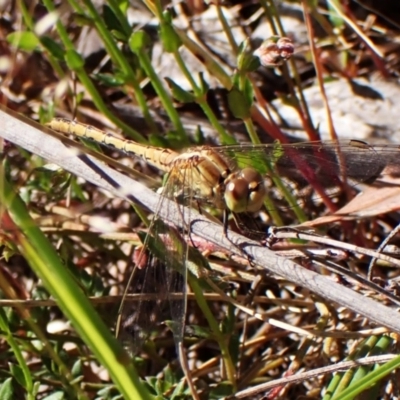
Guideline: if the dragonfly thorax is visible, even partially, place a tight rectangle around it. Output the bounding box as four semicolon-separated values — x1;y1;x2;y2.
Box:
174;148;231;207
224;167;266;213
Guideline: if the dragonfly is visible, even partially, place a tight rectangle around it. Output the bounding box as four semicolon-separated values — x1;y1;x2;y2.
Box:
46;118;400;358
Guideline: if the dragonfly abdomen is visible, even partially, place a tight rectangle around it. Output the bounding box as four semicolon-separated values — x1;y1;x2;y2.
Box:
46;118;179;172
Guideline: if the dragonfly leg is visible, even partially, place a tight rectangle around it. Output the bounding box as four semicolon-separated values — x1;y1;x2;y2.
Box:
187;198;203;248
223;208;230;236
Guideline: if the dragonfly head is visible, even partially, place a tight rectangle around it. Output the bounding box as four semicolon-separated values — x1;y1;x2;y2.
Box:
224;167;266;213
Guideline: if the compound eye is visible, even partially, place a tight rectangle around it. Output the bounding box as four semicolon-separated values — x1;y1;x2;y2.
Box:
247;183;266;212
224;168;266;213
240;168;266;212
224;178;249;213
239;167;263;184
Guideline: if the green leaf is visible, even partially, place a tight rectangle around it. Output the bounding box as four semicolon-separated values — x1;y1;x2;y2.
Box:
64;49;85;70
163;364;178;385
118;0;129;13
327;0;345;29
228;333;240;364
9;364;26;388
242;78;254;108
0;306;10;331
148;134;170;148
103;5;123;33
237;39;260;72
162;9;173;24
73;13;94;26
42;392;65;400
198;72;209;95
40;36;65;60
170;379;187;399
7;31;39;51
102;5;128;41
0;378;14;400
227;88;251;119
39;103;55;124
96;386;113;398
209;382;234;398
194;125;205;145
128;31;150;53
165;78;195;103
32;286;50;301
159;22;181;53
71;359;83;377
243;54;260;72
184;323;211;339
32;381;41;397
111;29;127;41
95;71;125;87
155;376;167;395
236;38;249;70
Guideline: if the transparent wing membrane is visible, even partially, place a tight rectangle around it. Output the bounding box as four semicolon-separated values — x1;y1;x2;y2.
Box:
118;223;187;354
116;168;193;355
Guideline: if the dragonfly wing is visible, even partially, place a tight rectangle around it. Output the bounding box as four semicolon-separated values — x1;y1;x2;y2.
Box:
117;169;190;356
118;245;172;354
217;141;400;212
220;141;400;185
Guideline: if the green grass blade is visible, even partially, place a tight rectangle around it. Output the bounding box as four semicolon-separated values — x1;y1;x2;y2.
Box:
1;177;152;400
